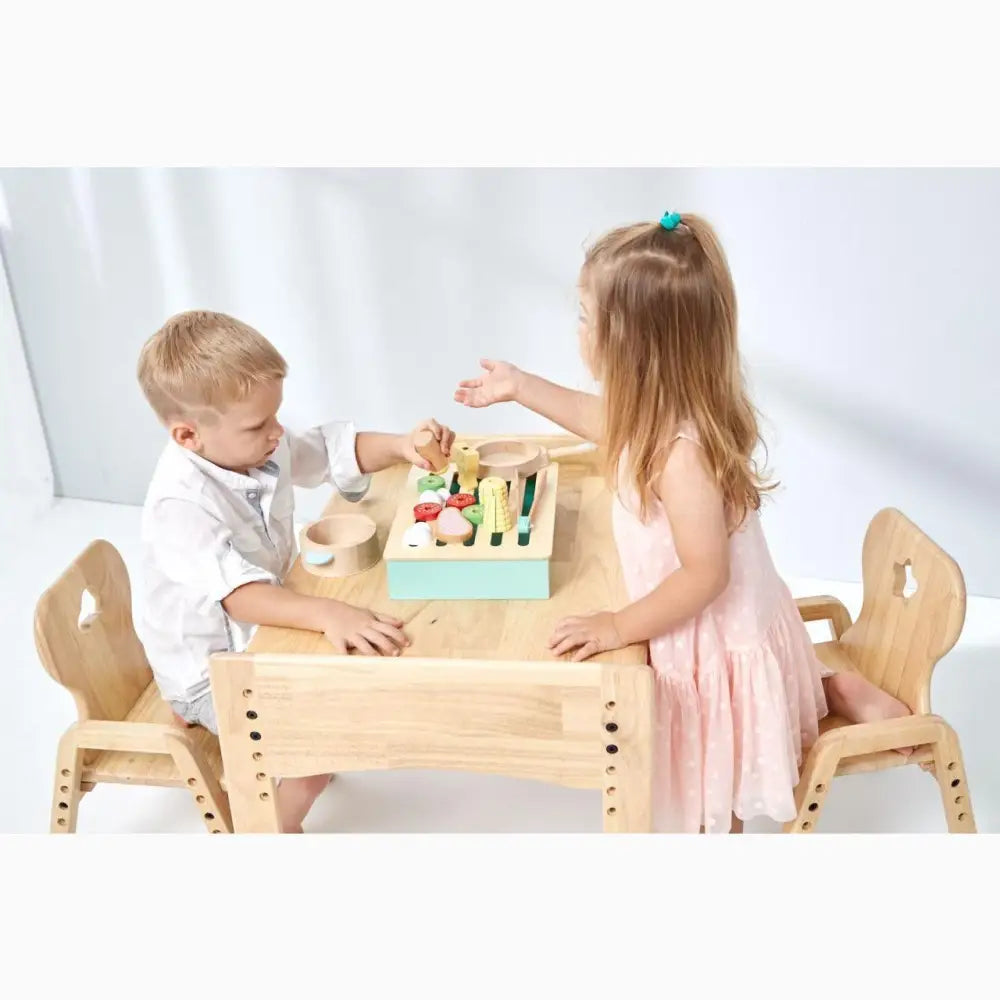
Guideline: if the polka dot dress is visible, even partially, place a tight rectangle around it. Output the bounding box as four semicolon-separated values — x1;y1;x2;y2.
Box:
612;425;829;833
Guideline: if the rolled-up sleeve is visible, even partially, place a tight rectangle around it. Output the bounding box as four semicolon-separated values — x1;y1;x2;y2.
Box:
285;420;372;500
149;499;279;615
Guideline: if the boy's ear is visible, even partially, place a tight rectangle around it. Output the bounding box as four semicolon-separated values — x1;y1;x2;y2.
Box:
170;419;200;452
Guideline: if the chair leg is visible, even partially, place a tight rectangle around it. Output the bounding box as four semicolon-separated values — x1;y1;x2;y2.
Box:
51;729;85;833
930;723;975;833
784;737;842;833
164;730;233;834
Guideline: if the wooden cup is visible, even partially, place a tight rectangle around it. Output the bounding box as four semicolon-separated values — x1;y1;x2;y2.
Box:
299;514;380;578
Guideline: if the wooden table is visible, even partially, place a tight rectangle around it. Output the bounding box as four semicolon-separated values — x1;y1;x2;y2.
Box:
214;434;652;832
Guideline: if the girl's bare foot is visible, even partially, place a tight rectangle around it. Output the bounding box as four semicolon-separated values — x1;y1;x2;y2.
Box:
823;671;913;756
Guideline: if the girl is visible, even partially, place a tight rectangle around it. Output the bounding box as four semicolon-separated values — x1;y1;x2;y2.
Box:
455;211;909;833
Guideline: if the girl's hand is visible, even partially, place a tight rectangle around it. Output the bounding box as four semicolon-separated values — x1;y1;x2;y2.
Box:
548;611;624;662
399;418;456;470
454;359;523;408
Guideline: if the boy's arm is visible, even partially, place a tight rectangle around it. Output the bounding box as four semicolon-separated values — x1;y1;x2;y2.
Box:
355;419;455;474
150;498;281;615
220;580;329;631
285;421;373;499
352;433;406;474
285;419;456;494
150;499;407;654
222;583;407;656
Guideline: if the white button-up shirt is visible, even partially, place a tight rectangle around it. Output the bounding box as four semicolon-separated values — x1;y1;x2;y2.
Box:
138;421;371;703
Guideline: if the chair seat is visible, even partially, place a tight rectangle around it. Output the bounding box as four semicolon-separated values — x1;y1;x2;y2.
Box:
812;641;933;776
81;682;226;790
819;714;934;776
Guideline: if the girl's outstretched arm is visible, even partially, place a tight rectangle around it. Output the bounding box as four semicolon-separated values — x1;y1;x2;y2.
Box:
455;359;603;443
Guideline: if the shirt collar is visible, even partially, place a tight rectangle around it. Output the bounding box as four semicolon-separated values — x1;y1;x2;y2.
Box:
170;441;272;491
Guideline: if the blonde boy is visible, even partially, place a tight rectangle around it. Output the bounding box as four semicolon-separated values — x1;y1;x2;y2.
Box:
137;311;454;831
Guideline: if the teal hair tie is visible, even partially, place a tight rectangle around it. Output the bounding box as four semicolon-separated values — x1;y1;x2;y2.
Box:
659;211;681;230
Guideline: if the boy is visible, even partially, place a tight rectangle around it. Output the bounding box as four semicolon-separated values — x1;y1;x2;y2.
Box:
137;310;454;831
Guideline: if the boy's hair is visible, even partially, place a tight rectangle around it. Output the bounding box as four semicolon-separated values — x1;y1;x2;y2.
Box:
137;311;288;422
582;214;775;527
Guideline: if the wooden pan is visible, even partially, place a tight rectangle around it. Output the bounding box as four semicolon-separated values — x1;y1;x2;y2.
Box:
473;439;545;479
473;439;597;479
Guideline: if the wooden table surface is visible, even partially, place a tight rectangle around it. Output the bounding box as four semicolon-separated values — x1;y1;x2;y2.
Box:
249;435;647;667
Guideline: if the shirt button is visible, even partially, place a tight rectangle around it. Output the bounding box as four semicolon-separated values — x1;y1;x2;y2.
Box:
247;491;258;500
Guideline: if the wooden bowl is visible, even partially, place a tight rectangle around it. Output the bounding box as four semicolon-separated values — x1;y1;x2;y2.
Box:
299;514;380;578
473;438;549;479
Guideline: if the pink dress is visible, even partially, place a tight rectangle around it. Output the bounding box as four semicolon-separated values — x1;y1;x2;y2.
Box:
611;425;829;832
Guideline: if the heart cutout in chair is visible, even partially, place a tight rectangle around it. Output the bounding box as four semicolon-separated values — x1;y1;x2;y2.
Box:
78;588;99;630
893;560;919;600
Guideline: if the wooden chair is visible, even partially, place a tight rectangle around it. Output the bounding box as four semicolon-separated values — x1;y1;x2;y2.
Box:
790;507;974;832
209;651;653;833
36;540;231;833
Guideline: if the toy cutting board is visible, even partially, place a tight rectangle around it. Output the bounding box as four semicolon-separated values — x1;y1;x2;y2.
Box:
382;461;560;600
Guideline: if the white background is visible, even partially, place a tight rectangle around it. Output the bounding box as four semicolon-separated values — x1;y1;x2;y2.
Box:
1;167;997;593
1;3;998;994
0;187;53;524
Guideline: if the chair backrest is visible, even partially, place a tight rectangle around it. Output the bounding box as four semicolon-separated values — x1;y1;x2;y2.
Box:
840;508;966;714
35;539;152;723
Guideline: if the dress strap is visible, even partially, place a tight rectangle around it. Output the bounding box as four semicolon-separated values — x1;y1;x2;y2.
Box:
670;420;702;446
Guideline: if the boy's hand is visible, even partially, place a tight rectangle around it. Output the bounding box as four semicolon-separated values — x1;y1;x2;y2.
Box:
399;418;455;471
454;359;523;408
548;611;624;662
319;600;409;656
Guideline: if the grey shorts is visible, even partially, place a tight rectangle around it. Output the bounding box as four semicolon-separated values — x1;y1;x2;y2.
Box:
169;691;218;735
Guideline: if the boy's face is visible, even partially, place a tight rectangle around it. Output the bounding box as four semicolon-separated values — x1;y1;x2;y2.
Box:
171;379;285;474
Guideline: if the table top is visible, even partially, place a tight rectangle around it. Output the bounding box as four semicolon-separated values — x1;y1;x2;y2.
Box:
248;435;647;667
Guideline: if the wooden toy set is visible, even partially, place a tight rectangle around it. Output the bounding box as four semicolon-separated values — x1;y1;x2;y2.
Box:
382;435;566;600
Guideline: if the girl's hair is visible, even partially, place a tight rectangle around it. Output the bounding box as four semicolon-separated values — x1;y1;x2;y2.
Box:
582;214;775;527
